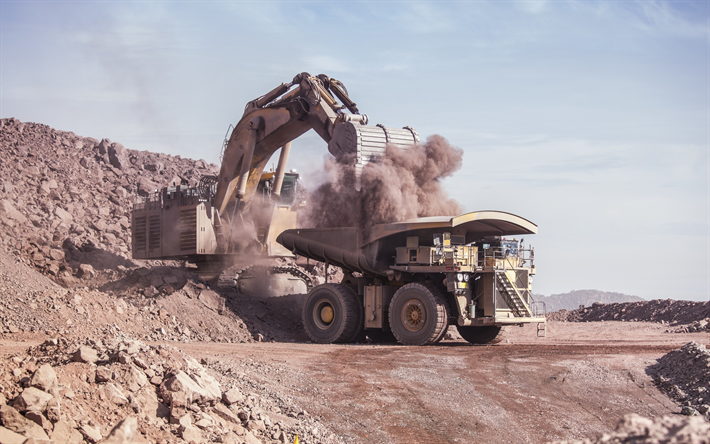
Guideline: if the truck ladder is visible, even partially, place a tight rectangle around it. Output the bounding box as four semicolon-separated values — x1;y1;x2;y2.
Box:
494;270;532;317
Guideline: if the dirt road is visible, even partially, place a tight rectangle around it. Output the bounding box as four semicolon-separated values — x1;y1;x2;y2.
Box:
1;322;705;443
172;322;707;444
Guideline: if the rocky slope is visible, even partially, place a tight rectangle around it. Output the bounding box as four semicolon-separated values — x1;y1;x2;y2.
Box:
0;117;218;287
0;118;320;344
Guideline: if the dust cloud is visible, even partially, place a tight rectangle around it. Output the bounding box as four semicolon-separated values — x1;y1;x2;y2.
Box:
304;135;463;230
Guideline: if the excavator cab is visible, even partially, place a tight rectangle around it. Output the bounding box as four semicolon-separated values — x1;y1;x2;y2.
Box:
254;170;303;256
255;171;301;209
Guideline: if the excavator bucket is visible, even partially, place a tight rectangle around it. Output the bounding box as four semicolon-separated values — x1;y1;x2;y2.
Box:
327;122;419;189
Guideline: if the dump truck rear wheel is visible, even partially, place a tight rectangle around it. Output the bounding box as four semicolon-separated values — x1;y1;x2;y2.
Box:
456;325;509;345
389;283;449;346
302;284;362;344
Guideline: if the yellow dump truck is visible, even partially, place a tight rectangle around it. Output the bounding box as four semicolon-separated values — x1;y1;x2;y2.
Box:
277;211;547;345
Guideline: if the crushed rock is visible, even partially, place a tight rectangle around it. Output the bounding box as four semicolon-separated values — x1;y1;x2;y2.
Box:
547;413;710;444
0;333;344;443
647;342;710;417
548;299;710;331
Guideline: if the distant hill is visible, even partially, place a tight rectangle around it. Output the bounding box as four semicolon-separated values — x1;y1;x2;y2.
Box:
533;290;645;312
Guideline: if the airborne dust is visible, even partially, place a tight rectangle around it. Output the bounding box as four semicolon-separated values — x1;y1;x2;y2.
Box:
304;135;464;230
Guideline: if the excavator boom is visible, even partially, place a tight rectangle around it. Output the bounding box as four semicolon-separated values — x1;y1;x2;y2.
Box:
215;72;368;217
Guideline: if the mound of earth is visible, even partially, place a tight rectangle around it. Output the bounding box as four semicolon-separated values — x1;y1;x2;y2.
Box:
0;242;315;346
0;334;341;444
0;118;322;345
548;299;710;331
548;413;710;444
534;290;644;312
647;342;710;417
0;117;221;287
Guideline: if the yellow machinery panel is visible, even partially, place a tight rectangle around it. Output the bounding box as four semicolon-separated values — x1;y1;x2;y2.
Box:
364;285;396;329
132;201;217;259
265;207;297;257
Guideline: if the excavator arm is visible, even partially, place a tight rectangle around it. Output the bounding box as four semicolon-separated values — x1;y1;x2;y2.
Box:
214;72;370;218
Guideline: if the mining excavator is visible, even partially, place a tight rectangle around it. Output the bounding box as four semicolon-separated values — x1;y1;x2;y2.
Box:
277;212;547;345
131;72;419;292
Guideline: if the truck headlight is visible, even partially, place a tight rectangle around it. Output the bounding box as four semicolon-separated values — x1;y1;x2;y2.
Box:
456;273;464;282
463;273;470;282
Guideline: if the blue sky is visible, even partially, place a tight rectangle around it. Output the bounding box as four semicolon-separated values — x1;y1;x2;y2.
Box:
1;1;708;301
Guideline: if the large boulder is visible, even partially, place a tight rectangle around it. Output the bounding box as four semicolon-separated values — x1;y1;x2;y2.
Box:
0;405;50;440
159;370;221;405
76;264;96;280
101;383;128;406
54;207;73;224
0;426;25;444
30;364;57;393
137;177;158;197
102;417;137;444
222;388;245;405
198;289;226;314
114;365;147;393
179;425;203;443
13;387;53;413
50;421;84;444
108;143;129;170
80;424;102;443
130;385;168;420
0;200;26;224
72;346;98;363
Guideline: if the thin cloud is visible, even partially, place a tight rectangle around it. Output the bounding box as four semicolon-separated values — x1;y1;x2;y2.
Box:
303;56;349;73
577;0;709;39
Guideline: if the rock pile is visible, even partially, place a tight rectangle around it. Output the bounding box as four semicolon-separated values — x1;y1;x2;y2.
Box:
0;248;68;335
670;318;710;334
548;299;710;331
548;413;710;444
647;342;710;418
0;244;312;346
0;117;218;287
1;334;341;443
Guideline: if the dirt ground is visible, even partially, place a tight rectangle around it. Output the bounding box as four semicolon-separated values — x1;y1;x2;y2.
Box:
1;318;707;444
166;322;704;443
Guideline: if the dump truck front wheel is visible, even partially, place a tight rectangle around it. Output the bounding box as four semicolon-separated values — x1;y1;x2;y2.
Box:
302;284;362;344
389;283;449;346
456;325;509;345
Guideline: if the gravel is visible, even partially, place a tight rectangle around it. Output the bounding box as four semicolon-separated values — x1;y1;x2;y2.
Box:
648;342;710;417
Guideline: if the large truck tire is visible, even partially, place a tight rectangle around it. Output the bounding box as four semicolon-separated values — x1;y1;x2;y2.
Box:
344;285;365;343
302;284;362;344
388;283;449;346
456;325;509;345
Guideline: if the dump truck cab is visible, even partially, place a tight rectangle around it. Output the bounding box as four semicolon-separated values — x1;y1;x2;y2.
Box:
391;232;539;324
277;211;547;346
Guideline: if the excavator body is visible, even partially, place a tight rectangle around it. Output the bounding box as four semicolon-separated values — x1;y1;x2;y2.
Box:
131;72;419;290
